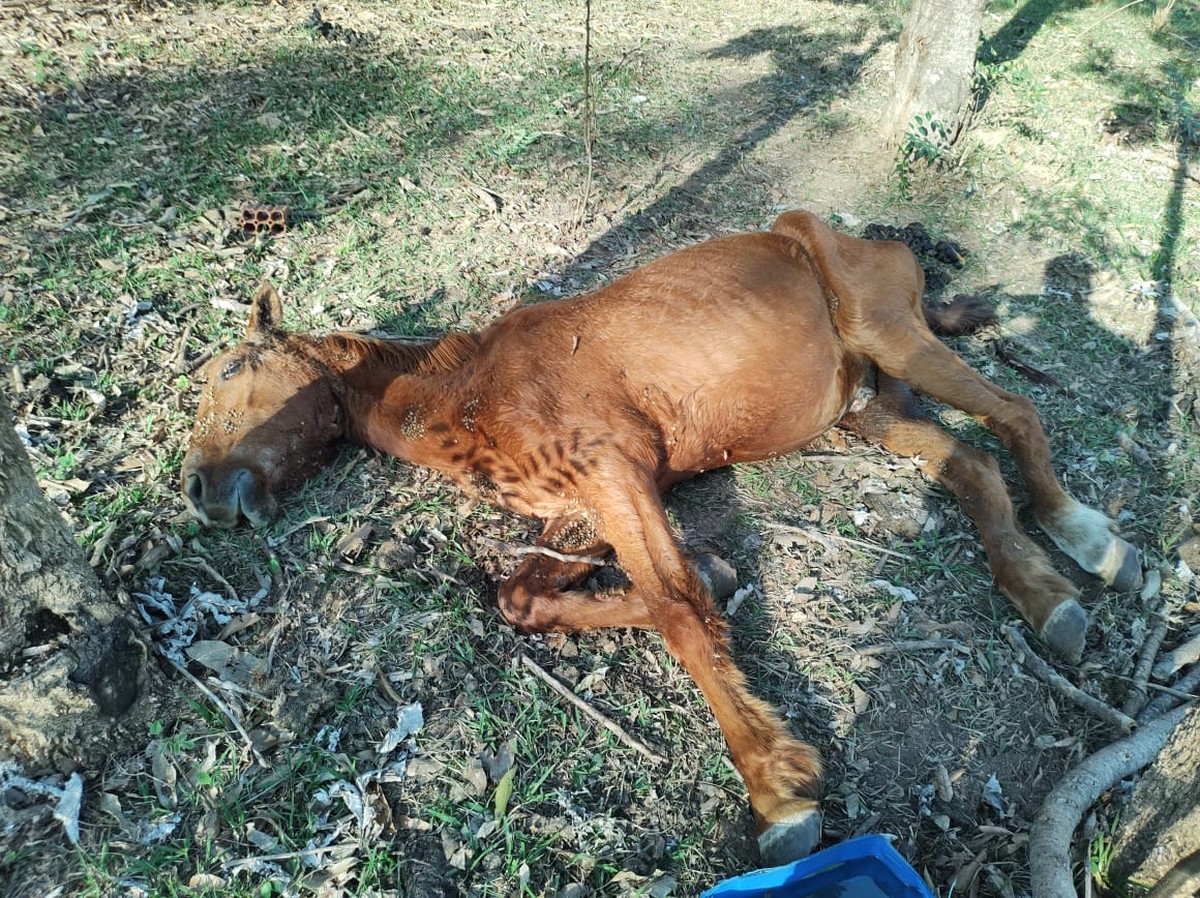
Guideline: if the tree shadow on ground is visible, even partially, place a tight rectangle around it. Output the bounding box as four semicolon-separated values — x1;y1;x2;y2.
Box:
980;0;1092;67
553;22;893;291
1;42;471;212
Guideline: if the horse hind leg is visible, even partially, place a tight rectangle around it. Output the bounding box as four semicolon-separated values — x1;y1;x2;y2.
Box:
773;209;1139;597
840;374;1090;662
883;336;1141;596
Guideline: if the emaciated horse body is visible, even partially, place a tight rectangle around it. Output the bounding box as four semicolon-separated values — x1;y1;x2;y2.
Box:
181;211;1140;865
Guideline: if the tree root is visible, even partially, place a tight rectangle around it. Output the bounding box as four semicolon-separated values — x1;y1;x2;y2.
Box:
1029;706;1189;898
1138;663;1200;724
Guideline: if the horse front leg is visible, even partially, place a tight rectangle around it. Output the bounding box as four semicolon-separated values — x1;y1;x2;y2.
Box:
580;472;822;866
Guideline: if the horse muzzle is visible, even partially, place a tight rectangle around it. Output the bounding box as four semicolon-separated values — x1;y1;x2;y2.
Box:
181;461;278;528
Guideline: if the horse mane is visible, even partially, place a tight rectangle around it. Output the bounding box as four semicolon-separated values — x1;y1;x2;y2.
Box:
304;330;480;376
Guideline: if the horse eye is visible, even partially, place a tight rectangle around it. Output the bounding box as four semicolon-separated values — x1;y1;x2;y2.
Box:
221;359;243;380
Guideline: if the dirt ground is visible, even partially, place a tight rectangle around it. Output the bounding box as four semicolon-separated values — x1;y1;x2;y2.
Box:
1;1;1198;896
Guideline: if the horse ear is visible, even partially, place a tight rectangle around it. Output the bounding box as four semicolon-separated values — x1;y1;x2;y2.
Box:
247;282;284;336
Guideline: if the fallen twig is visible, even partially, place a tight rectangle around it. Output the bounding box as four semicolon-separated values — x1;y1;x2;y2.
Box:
270;513;331;543
1109;672;1200;703
1122;615;1169;717
519;654;666;765
1003;626;1136;733
1029;705;1188;898
166;656;268;768
858;638;970;657
763;522;913;561
1139;663;1200;723
171;320;196;373
223;843;344;871
989;338;1066;392
183;344;219;375
480;536;608;567
1077;0;1149;40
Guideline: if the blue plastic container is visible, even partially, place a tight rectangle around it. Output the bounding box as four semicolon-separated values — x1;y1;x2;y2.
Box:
701;835;936;898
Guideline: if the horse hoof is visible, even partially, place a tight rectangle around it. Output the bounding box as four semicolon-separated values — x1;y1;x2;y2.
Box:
757;808;822;867
1105;538;1142;594
1040;599;1088;664
693;553;738;601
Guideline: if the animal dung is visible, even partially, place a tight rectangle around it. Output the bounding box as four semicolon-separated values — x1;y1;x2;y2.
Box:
239;204;288;237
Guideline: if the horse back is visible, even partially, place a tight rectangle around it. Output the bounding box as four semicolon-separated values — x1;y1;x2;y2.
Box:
474;232;862;477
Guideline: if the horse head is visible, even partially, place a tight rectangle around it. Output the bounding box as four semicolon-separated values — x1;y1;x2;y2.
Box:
180;283;344;527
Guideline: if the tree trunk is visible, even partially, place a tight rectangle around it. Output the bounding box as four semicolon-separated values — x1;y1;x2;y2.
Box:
883;0;987;145
0;393;171;771
1112;705;1200;894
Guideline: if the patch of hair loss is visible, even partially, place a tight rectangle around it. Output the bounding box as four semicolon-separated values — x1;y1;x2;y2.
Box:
550;514;599;552
401;405;426;440
461;397;481;432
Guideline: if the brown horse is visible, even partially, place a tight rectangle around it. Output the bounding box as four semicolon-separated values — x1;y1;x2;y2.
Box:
180;210;1140;865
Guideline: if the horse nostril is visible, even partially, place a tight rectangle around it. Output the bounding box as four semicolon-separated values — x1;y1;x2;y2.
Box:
184;471;206;507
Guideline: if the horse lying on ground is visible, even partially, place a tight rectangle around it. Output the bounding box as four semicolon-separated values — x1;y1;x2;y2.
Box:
180;210;1141;865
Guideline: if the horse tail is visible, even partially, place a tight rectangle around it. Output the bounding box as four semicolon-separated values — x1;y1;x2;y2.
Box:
923;294;995;336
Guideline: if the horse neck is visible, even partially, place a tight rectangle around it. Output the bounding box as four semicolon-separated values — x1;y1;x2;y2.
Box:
304;331;479;452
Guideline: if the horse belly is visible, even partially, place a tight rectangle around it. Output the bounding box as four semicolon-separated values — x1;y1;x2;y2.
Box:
483;233;859;480
652;319;861;479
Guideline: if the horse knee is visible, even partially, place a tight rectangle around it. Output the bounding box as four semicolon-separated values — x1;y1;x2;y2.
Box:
998;393;1045;445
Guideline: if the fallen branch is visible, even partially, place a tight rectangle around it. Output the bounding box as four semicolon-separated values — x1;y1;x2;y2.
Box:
1122;615;1169;717
1139;663;1200;724
1003;626;1136;733
858;638;969;657
519;654;666;765
480;537;608;567
1029;705;1188;898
